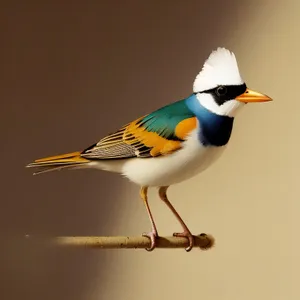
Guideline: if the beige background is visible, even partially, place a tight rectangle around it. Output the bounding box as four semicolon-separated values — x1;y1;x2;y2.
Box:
1;1;299;300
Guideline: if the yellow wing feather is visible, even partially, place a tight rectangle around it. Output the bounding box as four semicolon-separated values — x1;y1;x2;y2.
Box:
27;115;197;167
83;116;197;159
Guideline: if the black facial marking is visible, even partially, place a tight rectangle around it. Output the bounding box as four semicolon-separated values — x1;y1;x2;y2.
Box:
196;83;247;106
216;86;227;96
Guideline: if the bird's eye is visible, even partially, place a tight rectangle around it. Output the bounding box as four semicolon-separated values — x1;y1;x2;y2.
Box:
216;86;227;96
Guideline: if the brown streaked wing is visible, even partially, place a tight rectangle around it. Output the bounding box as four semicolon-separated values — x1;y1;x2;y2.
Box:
81;116;183;160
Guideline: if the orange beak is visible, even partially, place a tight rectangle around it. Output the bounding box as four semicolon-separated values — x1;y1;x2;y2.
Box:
236;88;272;103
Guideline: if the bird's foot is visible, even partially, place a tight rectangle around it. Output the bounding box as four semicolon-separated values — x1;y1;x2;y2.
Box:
173;230;194;252
142;230;158;251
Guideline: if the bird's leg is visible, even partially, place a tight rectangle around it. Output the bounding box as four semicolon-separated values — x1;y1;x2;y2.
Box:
158;186;194;252
140;186;158;251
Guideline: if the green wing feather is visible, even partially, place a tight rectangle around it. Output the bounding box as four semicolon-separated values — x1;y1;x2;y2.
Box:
82;98;196;159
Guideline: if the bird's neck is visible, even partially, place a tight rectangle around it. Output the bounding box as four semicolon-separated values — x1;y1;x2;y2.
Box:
185;94;234;146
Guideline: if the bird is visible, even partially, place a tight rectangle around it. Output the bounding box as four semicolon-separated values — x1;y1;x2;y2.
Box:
26;47;272;252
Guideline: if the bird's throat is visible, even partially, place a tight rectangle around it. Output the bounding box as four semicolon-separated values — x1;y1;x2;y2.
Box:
186;94;234;146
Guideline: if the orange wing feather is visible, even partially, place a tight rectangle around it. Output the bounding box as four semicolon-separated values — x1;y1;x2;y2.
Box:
124;118;182;157
26;102;197;174
174;117;197;140
83;116;197;159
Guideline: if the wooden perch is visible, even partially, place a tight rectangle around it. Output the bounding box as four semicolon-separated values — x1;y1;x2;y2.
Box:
54;233;215;250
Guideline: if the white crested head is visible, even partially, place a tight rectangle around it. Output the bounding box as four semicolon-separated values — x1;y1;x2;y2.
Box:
193;47;244;93
193;48;247;117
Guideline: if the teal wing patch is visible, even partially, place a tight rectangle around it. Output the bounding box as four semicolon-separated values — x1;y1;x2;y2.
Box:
82;98;196;159
137;98;196;140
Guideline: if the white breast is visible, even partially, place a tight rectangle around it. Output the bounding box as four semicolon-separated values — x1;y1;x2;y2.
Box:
119;129;227;187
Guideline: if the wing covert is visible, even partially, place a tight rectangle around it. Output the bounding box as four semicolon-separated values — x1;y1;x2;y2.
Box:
82;98;196;160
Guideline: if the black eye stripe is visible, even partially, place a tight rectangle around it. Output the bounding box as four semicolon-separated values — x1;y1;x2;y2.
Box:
202;83;247;97
216;86;227;96
195;83;247;106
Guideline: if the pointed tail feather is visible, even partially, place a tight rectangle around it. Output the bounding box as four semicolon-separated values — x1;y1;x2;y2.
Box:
26;151;90;175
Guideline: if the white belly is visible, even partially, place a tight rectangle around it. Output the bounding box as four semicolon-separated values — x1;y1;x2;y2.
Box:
120;129;226;187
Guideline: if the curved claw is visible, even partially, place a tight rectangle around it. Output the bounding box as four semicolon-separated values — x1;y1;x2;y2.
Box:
142;231;158;251
173;231;194;252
